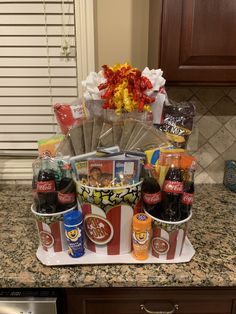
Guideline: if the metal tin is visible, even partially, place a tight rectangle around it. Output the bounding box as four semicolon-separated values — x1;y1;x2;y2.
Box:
223;160;236;192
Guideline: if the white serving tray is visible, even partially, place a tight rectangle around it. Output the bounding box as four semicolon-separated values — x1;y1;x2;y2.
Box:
36;237;195;266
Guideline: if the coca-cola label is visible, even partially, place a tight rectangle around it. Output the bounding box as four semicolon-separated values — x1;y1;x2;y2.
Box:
182;192;193;205
163;180;183;194
58;192;75;204
37;180;55;193
143;192;161;204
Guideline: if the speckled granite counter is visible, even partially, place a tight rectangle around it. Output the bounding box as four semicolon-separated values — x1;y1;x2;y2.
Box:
0;184;235;288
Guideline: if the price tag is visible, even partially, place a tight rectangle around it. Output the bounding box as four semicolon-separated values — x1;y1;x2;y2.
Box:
71;104;84;119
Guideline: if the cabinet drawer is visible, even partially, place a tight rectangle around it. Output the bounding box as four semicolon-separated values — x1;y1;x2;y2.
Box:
65;287;236;314
82;298;231;314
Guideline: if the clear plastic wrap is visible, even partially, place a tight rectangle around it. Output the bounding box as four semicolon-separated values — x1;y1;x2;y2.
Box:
119;118;137;150
128;123;167;151
82;118;94;153
98;121;114;148
69;124;85;155
112;120;124;146
53;99;87;134
55;134;75;157
155;99;196;148
32;156;77;214
91;116;104;151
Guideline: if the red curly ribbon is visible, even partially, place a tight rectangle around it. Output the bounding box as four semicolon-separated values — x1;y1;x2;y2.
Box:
98;64;155;112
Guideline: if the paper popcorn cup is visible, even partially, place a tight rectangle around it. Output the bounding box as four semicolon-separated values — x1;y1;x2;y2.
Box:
145;210;192;260
76;181;142;255
31;204;76;253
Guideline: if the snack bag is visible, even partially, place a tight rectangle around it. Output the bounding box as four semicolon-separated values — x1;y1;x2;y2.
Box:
53;99;86;134
145;147;161;166
155;99;195;148
38;134;64;157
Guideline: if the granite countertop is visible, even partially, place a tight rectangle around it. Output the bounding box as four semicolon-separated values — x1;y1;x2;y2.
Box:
0;184;235;288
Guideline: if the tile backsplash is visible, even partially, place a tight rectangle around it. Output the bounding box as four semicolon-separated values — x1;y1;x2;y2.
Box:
166;87;236;184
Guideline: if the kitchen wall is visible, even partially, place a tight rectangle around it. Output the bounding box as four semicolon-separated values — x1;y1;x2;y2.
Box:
167;87;236;184
94;0;149;70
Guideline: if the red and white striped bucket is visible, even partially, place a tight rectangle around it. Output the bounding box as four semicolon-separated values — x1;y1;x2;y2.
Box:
31;205;76;253
148;211;192;260
76;181;142;255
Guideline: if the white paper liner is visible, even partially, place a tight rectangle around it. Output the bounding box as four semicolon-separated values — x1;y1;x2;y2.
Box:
36;236;195;266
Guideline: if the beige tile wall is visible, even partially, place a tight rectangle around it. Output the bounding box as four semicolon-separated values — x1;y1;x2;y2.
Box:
166;87;236;184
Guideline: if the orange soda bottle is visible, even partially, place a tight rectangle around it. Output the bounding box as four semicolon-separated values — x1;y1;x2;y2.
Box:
132;213;152;260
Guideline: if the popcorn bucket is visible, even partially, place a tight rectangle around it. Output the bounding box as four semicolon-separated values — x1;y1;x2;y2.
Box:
31;204;76;253
145;211;192;260
76;181;142;255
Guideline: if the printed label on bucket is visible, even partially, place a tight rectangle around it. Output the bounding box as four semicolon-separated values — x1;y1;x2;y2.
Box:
80;203;134;255
36;220;68;253
39;230;54;248
152;227;186;260
84;214;114;245
152;237;170;255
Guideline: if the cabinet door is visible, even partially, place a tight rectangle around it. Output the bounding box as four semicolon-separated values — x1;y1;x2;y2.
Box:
160;0;236;84
65;287;235;314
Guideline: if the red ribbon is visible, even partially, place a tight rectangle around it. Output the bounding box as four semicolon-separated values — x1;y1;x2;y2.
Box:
98;64;155;111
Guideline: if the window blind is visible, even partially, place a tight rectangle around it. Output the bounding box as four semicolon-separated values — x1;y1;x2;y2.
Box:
0;0;78;183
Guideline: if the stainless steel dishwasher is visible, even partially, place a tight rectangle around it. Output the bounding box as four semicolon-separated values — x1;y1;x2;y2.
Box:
0;290;61;314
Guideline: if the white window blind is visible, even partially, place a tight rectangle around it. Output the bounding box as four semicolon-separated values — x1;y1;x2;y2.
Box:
0;0;79;183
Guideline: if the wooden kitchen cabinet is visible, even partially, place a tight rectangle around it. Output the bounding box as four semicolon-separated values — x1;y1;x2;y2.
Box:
65;287;236;314
149;0;236;84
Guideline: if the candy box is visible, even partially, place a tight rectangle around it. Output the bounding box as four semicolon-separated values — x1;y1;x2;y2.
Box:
76;181;142;255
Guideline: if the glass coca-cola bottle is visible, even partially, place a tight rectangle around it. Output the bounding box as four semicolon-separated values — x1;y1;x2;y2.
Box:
37;158;57;214
57;163;77;211
32;159;40;209
141;164;162;218
180;166;195;219
161;154;183;221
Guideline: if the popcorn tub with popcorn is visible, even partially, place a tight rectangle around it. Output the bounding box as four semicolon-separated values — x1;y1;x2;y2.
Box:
76;181;142;255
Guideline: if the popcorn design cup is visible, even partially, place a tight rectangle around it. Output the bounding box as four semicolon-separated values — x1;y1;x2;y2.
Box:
31;204;76;253
145;210;192;260
76;181;142;255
